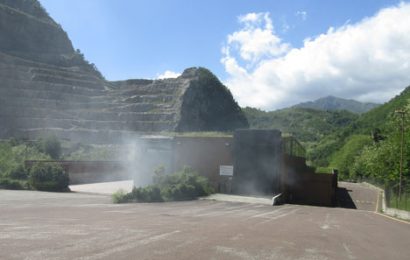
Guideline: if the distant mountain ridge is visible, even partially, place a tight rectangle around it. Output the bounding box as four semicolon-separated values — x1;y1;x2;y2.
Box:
293;96;380;114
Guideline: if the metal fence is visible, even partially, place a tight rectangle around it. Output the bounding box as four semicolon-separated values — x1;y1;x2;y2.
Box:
282;136;306;158
385;182;410;211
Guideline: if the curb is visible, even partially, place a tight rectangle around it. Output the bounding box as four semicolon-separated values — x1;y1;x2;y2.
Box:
362;182;410;221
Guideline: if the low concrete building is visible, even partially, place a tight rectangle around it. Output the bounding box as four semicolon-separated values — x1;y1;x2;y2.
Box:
25;130;337;206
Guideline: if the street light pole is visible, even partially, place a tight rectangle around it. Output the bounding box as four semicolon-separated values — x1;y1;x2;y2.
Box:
395;109;405;201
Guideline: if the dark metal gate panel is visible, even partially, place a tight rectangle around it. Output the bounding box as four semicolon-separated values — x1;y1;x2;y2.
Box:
232;129;282;195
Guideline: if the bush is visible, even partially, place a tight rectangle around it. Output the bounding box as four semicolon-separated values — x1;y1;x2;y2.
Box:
113;167;214;203
29;162;69;191
112;189;129;203
5;164;29;180
0;178;26;190
37;135;61;159
157;167;214;201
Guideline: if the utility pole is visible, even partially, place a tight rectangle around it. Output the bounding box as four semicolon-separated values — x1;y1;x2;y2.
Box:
395;109;405;201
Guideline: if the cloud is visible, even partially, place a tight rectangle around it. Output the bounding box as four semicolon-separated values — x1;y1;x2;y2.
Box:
295;11;308;21
224;12;290;66
156;70;181;79
221;3;410;110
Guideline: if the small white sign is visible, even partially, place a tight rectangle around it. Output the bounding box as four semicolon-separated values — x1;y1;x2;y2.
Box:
219;165;234;176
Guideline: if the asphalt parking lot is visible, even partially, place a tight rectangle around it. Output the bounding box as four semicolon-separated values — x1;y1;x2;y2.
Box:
0;184;409;260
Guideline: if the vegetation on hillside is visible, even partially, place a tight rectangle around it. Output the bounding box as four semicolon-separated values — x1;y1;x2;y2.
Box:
293;96;379;114
0;137;69;191
329;135;373;180
29;162;69;191
313;86;410;170
243;106;358;161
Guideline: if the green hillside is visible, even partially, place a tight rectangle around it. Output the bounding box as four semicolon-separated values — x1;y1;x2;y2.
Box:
243;86;410;171
354;86;410;132
294;96;379;114
312;86;410;166
242;107;358;155
310;86;410;209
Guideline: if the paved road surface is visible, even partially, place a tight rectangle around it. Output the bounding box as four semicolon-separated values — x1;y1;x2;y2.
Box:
337;181;381;211
1;186;409;260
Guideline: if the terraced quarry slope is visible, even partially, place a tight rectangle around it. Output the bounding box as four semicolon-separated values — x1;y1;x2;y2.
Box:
0;0;248;143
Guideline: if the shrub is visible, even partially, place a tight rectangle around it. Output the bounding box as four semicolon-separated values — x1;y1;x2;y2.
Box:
5;164;29;180
112;189;129;203
135;186;163;202
0;178;25;190
29;162;69;191
113;167;214;203
158;167;214;201
37;135;61;159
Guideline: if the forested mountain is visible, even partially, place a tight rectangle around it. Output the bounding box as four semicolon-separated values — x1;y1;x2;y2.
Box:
293;96;380;114
293;85;410;196
242;106;358;146
243;86;410;186
311;86;410;167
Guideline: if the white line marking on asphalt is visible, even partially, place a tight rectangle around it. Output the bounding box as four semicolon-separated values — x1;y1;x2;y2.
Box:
374;212;410;225
375;191;380;212
248;206;295;219
343;243;356;259
321;213;330;230
256;208;300;225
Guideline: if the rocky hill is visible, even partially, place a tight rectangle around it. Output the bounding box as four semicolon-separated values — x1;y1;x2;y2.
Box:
0;0;248;143
293;96;380;114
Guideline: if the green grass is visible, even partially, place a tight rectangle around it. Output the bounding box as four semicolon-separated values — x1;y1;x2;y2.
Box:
388;195;410;211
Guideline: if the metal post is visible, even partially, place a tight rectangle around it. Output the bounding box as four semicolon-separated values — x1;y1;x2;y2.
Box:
395;109;405;201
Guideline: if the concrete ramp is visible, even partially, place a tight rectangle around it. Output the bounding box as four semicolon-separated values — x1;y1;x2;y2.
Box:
202;193;273;205
69;180;134;195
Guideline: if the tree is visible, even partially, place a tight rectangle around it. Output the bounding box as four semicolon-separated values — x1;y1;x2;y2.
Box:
37;135;61;160
29;162;69;191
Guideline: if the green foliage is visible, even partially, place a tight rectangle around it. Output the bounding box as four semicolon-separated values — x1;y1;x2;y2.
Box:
352;136;405;183
5;164;29;180
0;178;26;190
0;140;50;179
130;186;163;202
156;167;214;201
0;142;16;177
243;106;359;166
29;162;69;191
387;190;410;211
329;135;373;180
113;167;214;203
0;139;53;191
36;135;61;159
64;144;117;160
112;189;130;203
242;107;358;144
355;86;410;132
294;96;379;114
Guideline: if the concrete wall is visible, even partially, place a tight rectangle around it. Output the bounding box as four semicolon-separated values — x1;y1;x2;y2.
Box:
232;129;282;195
172;136;233;189
283;155;337;206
